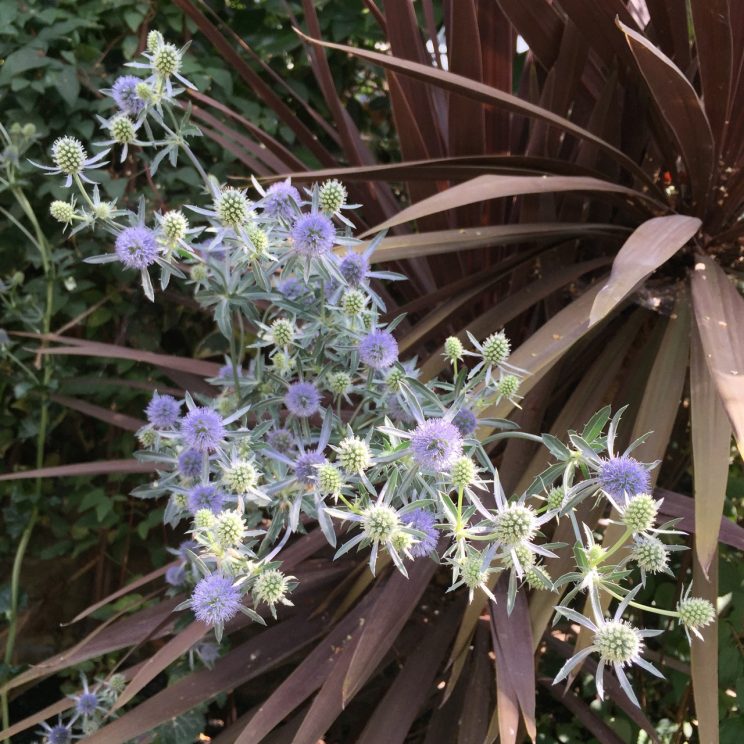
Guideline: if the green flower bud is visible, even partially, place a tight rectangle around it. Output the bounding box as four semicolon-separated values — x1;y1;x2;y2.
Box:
444;336;463;363
362;504;399;542
341;288;366;316
162;210;188;242
622;493;658;534
318;179;347;214
450;456;476;489
481;331;510;365
50;200;75;224
147;30;164;53
253;568;290;606
271;318;294;347
216;187;251;228
337;436;372;473
493;503;537;546
110;115;136;144
52;136;86;175
594;621;641;663
328;371;351;396
153;42;181;76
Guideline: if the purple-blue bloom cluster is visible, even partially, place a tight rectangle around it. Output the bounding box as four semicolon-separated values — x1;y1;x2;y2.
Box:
145;393;181;428
45;724;72;744
285;381;322;418
338;251;369;286
165;564;187;587
359;330;398;370
191;574;242;627
115;225;158;269
187;484;224;514
75;691;99;717
111;75;145;116
598;455;650;500
181;407;225;452
291;213;335;257
410;418;463;471
267;428;295;452
262;181;301;220
178;448;204;479
402;509;438;558
294;451;327;484
452;408;477;437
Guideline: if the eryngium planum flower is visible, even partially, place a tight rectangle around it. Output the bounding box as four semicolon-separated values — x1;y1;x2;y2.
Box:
290;213;335;257
191;574;242;627
359;329;398;370
598;455;650;500
262;181;301;220
145;393;181;428
285;381;322;417
402;508;438;557
410;418;463;471
187;484;224;514
112;75;146;115
181;407;226;451
115;226;159;269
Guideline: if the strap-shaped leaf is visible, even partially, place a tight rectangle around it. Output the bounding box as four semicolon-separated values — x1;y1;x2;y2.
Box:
358;173;657;237
590;214;701;325
618;19;715;213
691;255;744;459
690;324;732;575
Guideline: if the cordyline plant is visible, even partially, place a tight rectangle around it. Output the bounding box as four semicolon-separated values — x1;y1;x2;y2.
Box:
1;32;728;744
154;0;744;738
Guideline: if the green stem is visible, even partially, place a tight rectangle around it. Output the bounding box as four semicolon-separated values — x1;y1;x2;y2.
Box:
604;588;680;618
599;527;632;564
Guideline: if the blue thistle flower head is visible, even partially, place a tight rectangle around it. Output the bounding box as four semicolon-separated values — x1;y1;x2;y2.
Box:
263;180;301;220
294;450;327;484
178;448;204;479
46;724;72;744
111;75;145;116
402;508;438;558
145;393;181;428
598;455;651;500
191;574;242;627
75;691;98;717
218;362;244;380
165;564;186;587
338;251;369;286
284;381;322;417
181;407;225;451
115;225;158;269
359;329;398;370
176;539;197;560
276;277;308;302
410;418;463;471
452;408;478;437
187;484;224;514
267;427;295;452
291;213;335;257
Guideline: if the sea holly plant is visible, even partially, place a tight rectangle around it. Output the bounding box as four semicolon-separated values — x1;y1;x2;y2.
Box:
31;34;716;737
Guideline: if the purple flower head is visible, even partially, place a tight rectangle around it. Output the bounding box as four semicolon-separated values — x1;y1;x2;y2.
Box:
267;427;295;452
145;393;181;428
402;509;439;558
75;691;99;717
410;418;463;472
386;395;414;423
598;455;651;500
452;408;477;437
359;330;398;370
187;484;224;514
294;450;327;484
339;251;369;286
177;539;198;560
181;407;225;452
291;213;335;257
112;75;145;116
191;574;242;627
115;225;158;269
263;181;301;220
277;276;308;302
195;640;220;666
218;363;244;379
165;564;186;587
285;381;322;417
178;448;203;479
45;724;72;744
